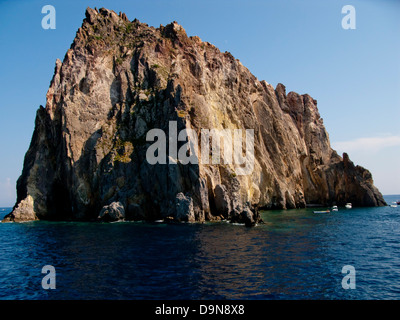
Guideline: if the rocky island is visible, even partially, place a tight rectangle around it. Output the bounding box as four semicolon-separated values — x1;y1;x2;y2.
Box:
3;7;386;225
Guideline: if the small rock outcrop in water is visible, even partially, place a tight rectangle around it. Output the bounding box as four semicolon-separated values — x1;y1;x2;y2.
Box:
98;201;125;222
2;8;386;223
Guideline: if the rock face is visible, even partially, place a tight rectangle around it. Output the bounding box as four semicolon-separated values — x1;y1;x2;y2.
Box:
3;7;386;223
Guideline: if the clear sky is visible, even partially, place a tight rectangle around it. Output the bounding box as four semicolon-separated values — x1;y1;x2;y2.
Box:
0;0;399;206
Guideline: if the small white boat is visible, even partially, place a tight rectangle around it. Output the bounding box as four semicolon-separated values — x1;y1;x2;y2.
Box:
345;203;352;209
390;203;398;208
332;206;338;212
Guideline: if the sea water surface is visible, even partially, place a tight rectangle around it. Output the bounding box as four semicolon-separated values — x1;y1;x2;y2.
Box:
1;195;400;300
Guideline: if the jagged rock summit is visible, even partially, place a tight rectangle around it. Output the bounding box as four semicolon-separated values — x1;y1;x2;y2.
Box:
3;7;386;224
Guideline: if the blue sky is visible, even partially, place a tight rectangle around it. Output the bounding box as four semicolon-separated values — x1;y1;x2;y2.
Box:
0;0;399;206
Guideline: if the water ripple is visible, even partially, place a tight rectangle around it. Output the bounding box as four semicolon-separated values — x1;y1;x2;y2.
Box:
1;197;400;299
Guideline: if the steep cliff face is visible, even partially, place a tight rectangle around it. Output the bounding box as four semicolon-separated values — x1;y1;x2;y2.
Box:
3;8;386;224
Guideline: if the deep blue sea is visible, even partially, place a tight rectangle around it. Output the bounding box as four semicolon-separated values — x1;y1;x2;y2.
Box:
1;195;400;300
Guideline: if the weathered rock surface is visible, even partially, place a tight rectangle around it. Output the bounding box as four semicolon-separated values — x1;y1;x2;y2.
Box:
98;201;125;222
3;7;386;224
2;195;38;222
175;193;195;222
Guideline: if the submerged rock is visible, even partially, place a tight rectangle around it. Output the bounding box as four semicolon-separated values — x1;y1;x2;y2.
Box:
2;7;386;224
